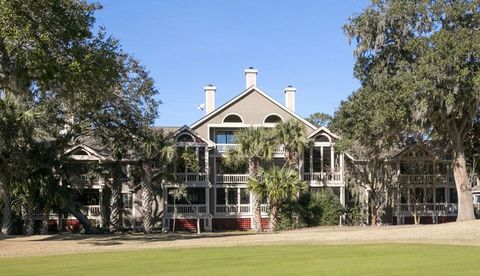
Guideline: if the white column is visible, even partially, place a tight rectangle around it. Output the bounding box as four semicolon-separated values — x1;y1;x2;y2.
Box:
340;186;346;207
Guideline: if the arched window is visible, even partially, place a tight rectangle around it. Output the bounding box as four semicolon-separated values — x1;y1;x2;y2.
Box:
223;114;243;123
177;133;194;143
315;135;330;142
264;114;283;124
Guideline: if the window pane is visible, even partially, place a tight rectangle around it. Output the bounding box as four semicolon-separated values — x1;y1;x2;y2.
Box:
240;188;250;204
435;188;445;203
187;188;205;204
312;147;321;172
449;188;457;203
215;131;227;144
199;147;205;172
303;148;310;172
228;188;238;204
216;188;226;204
323;147;331;172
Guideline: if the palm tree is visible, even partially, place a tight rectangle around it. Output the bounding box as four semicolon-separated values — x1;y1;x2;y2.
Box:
224;127;275;232
249;166;305;231
274;119;308;170
137;129;176;233
168;184;188;232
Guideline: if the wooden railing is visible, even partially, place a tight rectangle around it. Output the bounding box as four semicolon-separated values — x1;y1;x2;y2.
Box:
303;172;341;183
261;204;268;214
216;174;249;183
397;203;457;215
216;204;251;214
166;204;207;214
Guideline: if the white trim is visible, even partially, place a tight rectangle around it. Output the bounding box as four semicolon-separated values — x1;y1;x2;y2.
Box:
190;86;317;130
222;113;244;123
263;113;284;124
173;125;215;147
313;133;332;143
308;126;340;140
175;132;195;143
65;144;105;161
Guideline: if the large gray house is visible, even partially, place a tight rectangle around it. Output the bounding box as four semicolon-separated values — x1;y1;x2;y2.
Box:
50;68;469;232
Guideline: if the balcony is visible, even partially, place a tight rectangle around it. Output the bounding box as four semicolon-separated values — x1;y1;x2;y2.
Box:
398;174;454;185
80;205;101;217
216;204;251;214
167;173;207;183
216;144;238;153
397;203;458;216
216;174;249;184
166;204;207;215
303;172;341;183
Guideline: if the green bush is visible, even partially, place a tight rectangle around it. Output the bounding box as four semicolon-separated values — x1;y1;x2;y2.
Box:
277;189;344;229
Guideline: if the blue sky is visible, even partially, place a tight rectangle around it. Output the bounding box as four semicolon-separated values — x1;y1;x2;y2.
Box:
94;1;369;126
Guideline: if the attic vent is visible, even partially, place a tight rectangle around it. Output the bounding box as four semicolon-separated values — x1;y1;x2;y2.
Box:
223;114;243;123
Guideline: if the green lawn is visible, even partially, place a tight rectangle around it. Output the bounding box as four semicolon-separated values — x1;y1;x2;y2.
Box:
1;244;479;275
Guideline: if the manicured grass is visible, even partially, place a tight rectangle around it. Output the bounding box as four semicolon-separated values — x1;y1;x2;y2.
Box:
1;244;479;275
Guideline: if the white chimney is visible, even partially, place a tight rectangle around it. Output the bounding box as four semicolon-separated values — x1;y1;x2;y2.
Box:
204;84;216;115
245;67;257;88
284;85;296;112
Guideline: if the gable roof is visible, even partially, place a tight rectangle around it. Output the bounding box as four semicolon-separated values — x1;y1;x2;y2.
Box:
173;125;215;147
307;126;340;140
190;85;317;130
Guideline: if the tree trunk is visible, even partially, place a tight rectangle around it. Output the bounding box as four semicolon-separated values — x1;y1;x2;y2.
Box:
70;208;94;234
141;162;154;233
252;193;262;232
40;208;50;235
1;185;12;235
22;201;34;236
452;142;476;221
269;204;278;232
249;159;262;233
370;205;378;226
109;180;122;232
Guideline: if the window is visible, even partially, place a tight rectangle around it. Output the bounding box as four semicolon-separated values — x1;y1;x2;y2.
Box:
167;188;205;204
216;188;226;204
436;187;445;203
77;189;99;205
215;130;236;144
312;147;322;172
240;188;250;204
315;135;330;142
264;114;282;123
177;133;194;143
303;147;311;173
121;193;133;209
228;189;238;205
198;147;205;172
323;146;331;172
223;114;243;123
449;188;457;203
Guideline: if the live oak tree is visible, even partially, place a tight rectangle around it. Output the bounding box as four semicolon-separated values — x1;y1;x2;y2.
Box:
345;0;480;221
305;112;332;128
0;0;160;234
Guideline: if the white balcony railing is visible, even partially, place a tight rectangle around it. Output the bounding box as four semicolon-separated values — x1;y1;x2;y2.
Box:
398;174;455;186
216;174;249;183
397;203;458;215
166;204;207;215
303;172;341;183
168;173;206;183
216;204;251;214
80;205;101;217
216;144;238;153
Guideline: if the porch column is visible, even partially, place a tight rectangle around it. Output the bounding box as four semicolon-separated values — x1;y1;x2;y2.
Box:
99;187;104;227
340;186;345;207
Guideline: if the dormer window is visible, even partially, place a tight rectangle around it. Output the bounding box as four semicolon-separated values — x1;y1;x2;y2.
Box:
264;114;283;124
223;114;243;123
